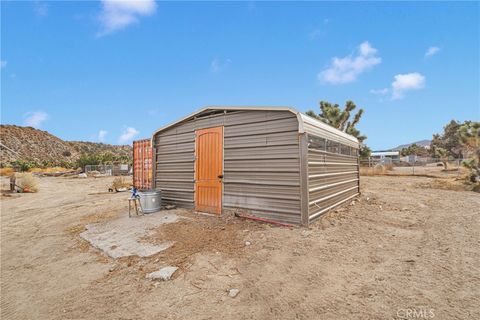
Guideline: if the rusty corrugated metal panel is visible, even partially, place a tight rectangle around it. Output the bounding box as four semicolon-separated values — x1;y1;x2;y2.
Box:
133;139;152;190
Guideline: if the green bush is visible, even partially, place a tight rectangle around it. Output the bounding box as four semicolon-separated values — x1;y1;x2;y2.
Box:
75;154;101;169
11;160;36;172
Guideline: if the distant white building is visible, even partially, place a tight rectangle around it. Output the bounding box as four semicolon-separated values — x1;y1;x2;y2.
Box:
371;151;400;163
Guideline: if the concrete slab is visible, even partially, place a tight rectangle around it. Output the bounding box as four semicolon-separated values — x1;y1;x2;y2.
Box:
80;211;179;259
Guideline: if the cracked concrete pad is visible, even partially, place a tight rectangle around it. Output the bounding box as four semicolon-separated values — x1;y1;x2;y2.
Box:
80;211;179;259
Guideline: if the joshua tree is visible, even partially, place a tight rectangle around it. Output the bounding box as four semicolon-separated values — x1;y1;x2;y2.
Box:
434;147;450;170
306;100;367;143
307;100;369;156
458;121;480;182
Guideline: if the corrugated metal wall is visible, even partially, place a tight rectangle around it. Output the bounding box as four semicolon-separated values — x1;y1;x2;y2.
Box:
153;110;302;225
303;117;360;221
133;139;152;190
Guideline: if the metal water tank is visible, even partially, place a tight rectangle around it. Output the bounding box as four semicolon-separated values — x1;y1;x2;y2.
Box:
138;190;162;213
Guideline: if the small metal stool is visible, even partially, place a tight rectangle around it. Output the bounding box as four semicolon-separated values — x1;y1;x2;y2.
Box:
128;188;144;217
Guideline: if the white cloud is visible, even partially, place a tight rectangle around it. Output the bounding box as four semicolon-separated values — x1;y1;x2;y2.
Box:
0;60;6;68
98;130;108;143
319;41;381;84
309;28;322;40
97;0;157;37
210;58;231;73
425;46;440;57
23;111;49;128
34;1;48;17
118;127;139;144
391;72;426;100
147;108;159;116
370;88;389;95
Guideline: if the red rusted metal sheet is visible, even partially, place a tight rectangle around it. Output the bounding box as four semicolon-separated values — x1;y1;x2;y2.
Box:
133;139;152;190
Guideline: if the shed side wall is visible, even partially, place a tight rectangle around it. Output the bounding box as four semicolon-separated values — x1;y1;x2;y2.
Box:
153;110;302;225
307;137;360;221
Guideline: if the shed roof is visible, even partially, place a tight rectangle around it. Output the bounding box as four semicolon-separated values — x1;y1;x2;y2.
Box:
152;106;359;146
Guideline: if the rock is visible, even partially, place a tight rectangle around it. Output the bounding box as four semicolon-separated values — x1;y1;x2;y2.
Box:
78;173;87;178
146;266;178;281
301;230;312;237
165;204;176;210
245;241;251;246
228;288;240;298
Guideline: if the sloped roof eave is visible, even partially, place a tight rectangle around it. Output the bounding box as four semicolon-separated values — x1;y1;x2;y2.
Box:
151;106;358;146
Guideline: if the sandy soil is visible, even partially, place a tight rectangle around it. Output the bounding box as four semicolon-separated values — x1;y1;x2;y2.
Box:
1;175;479;320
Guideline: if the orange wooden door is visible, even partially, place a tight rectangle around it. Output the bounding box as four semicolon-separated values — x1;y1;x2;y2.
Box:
195;126;223;214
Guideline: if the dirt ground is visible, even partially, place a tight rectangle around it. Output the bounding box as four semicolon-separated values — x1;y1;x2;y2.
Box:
1;175;479;320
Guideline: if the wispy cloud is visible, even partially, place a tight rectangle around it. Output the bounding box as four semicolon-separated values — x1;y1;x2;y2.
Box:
425;46;440;57
309;28;322;40
33;1;48;17
98;130;108;143
118;127;139;144
23;111;49;128
97;0;157;37
0;60;6;68
392;72;426;100
309;18;330;40
147;108;159;116
318;41;381;84
210;58;231;73
369;88;389;95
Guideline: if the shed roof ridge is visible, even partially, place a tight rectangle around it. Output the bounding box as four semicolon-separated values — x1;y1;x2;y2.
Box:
151;106;358;145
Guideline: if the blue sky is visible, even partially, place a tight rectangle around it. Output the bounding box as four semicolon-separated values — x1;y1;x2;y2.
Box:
1;1;479;150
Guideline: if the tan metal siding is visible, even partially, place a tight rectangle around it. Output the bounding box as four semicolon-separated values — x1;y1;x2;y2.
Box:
153;110;301;224
307;146;360;221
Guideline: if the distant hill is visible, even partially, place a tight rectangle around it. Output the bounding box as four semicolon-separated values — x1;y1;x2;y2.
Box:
0;125;132;167
390;139;431;151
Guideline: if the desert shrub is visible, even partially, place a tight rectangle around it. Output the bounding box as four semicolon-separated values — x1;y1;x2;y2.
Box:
0;167;14;176
462;159;480;183
16;173;39;192
11;160;36;172
111;176;131;190
75;154;101;169
384;163;394;171
29;167;70;174
62;150;72;157
360;163;394;176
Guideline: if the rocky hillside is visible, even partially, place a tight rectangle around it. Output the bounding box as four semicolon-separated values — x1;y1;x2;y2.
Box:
0;125;132;167
391;139;431;151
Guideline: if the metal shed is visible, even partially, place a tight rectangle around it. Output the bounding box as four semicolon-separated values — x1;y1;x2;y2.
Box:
151;106;359;226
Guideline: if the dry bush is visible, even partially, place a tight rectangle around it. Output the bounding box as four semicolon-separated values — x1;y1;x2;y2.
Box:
384;163;394;171
111;177;131;190
360;165;389;176
16;173;39;192
360;163;397;176
0;167;14;176
29;167;70;173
